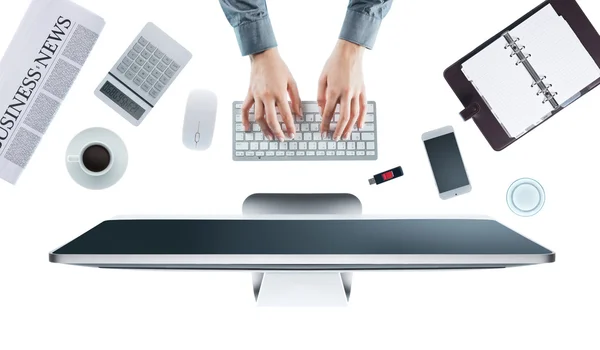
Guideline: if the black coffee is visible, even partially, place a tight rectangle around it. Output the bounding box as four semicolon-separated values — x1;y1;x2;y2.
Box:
82;145;111;173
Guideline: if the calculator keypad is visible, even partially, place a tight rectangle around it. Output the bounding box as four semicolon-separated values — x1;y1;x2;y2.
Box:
118;36;181;102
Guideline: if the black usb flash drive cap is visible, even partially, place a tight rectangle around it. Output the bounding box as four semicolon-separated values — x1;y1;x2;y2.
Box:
369;166;404;185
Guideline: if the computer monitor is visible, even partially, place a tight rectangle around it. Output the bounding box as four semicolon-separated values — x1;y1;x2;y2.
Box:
49;215;554;306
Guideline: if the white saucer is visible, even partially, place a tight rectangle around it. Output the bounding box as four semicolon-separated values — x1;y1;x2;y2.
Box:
66;128;128;190
506;178;545;217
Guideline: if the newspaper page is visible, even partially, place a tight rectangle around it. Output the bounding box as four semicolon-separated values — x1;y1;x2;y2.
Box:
0;0;105;184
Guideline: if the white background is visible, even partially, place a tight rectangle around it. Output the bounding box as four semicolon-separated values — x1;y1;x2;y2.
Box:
0;0;598;349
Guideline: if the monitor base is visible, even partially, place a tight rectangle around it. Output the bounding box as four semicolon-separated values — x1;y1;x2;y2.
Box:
244;193;360;306
253;272;352;307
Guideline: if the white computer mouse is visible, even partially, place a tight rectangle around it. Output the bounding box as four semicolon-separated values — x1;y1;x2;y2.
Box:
182;89;217;150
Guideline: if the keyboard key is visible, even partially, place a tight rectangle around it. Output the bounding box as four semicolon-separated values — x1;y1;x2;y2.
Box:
269;142;278;150
122;57;133;66
362;133;375;141
304;133;312;141
337;151;345;156
170;62;180;71
133;75;144;86
365;114;375;122
301;124;310;132
351;133;360;141
236;142;249;151
140;50;152;59
362;123;375;132
235;124;244;132
135;56;146;66
357;151;365;156
138;36;149;46
246;151;255;157
315;114;322;122
266;151;275;157
347;142;356;150
154;49;165;59
326;151;335;156
276;151;285;157
347;151;355;156
151;69;162;79
143;62;154;72
328;142;336;150
367;142;375;150
294;133;303;141
149;88;159;98
297;151;306;156
308;142;317;150
236;133;244;141
255;133;263;141
256;151;265;157
260;142;269;150
367;151;376;156
250;142;259;150
156;62;168;72
146;43;157;52
279;142;288;150
235;151;245;157
162;55;173;65
155;82;165;91
338;143;346;150
252;124;261;132
146;76;157;85
138;69;149;79
317;151;325;156
299;142;307;150
367;104;374;113
286;151;295;157
357;142;365;150
127;50;138;59
159;75;170;85
125;69;136;79
133;43;144;53
117;63;128;73
149;55;160;65
141;81;151;92
313;132;322;141
311;123;320;132
307;151;316;156
130;63;141;73
244;133;254;141
318;142;327;150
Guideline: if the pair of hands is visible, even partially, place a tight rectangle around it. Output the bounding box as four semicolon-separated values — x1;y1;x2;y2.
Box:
241;40;368;142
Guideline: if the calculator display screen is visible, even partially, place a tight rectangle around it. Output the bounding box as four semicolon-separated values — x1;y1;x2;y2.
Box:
100;81;145;120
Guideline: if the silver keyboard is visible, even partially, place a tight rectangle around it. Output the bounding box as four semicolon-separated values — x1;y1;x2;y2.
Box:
232;101;378;161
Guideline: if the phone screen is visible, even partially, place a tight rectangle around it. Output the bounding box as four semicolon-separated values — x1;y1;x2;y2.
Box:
424;132;469;193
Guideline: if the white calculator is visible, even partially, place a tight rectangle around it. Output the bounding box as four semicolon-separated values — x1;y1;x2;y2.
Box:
95;22;192;126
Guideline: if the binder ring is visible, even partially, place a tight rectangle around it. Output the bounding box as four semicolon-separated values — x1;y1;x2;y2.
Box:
503;37;520;49
515;54;532;65
542;92;558;104
536;84;553;96
509;45;526;57
531;76;547;87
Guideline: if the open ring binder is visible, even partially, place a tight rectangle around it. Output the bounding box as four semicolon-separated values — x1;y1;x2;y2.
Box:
444;0;600;151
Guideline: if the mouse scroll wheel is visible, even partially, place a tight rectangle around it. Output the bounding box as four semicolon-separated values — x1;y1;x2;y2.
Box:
194;132;201;143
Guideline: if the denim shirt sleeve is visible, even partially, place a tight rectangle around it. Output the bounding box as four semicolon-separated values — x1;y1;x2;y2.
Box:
339;0;394;49
219;0;277;56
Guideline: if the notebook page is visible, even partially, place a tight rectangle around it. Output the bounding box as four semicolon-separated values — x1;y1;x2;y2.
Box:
510;4;600;107
462;37;552;137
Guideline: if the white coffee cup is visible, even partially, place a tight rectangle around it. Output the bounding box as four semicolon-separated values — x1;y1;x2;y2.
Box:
67;142;113;176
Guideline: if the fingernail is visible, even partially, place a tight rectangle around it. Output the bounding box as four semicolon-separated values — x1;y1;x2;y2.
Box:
300;107;304;115
289;133;295;140
334;135;340;141
278;136;285;142
266;134;273;141
343;134;349;140
319;107;323;115
321;132;327;139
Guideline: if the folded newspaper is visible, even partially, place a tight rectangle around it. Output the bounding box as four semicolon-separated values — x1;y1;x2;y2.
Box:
0;0;104;184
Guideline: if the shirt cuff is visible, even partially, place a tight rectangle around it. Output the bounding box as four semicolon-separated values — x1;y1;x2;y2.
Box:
339;9;382;50
234;17;278;56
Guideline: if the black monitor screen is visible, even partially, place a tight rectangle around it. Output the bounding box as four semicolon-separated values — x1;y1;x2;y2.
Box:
53;219;551;255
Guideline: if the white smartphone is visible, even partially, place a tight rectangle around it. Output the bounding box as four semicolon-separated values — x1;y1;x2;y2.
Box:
422;126;472;199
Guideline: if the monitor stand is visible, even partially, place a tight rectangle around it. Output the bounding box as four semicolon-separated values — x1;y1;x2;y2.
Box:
243;193;361;307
